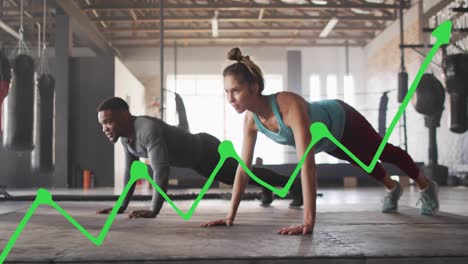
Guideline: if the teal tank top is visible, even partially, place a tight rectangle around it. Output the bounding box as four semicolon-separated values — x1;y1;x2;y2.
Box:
252;94;346;153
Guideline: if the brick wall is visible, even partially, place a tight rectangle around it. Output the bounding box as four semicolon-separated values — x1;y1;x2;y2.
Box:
364;2;468;176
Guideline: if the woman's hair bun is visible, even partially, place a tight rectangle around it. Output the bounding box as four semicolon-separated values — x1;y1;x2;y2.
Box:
227;47;243;62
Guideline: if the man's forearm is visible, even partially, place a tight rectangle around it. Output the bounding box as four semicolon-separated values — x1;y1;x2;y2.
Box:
120;170;136;212
150;166;170;215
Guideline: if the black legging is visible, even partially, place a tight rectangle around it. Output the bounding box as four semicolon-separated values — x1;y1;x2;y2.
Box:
327;100;420;181
194;133;300;188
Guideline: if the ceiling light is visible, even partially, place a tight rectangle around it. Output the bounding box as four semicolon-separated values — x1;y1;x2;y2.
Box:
282;0;309;4
258;8;265;20
211;11;219;37
351;8;371;15
320;17;338;38
312;0;328;5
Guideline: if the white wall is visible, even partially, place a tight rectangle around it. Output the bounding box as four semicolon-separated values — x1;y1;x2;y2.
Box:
121;46;365;97
114;57;146;191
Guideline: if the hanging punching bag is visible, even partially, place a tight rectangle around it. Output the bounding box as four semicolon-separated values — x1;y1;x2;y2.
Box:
378;92;389;136
398;71;408;103
445;53;468;134
175;92;190;132
412;73;445;116
3;54;35;151
0;51;11;134
31;74;55;173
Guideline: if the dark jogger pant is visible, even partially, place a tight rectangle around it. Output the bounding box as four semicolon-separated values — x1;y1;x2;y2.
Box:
194;133;299;188
327;100;420;181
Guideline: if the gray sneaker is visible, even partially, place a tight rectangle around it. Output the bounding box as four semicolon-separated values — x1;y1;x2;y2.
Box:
382;180;403;213
417;180;439;215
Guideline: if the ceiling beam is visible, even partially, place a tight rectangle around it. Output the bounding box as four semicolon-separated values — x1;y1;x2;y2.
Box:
115;42;365;48
424;0;456;19
92;14;395;23
101;25;385;33
55;0;118;56
81;2;406;12
110;35;373;42
0;7;42;12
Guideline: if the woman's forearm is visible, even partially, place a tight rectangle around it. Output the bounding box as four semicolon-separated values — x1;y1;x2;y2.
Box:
301;166;317;226
227;171;249;221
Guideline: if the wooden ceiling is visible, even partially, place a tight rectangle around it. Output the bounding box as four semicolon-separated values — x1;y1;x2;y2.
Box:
0;0;407;51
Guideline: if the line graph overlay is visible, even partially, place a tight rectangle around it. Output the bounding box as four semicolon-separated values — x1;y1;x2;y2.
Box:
0;21;452;264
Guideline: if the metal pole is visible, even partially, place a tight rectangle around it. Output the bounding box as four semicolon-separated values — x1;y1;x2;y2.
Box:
345;40;349;76
174;41;177;93
399;0;408;152
399;0;405;72
159;0;164;120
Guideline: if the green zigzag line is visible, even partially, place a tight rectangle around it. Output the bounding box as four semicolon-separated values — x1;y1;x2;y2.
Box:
0;20;452;264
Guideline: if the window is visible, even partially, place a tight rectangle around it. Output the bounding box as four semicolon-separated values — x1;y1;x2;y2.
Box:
326;74;337;99
167;74;285;164
166;75;224;139
309;74;342;164
309;74;321;101
344;75;355;107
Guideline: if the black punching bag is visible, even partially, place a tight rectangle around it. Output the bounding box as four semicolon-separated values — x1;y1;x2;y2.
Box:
0;51;11;134
175;92;190;132
31;74;55;173
412;73;445;116
445;54;468;134
398;71;408;103
378;92;389;136
2;54;35;151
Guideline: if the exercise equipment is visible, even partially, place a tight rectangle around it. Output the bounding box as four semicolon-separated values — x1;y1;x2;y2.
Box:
31;74;55;172
175;92;190;132
2;0;35;151
445;53;468;134
397;0;408;151
32;0;55;173
412;73;449;185
378;92;389;136
3;54;35;151
0;50;11;134
412;73;445;116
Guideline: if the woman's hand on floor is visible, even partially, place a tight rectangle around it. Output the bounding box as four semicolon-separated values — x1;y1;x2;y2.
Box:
128;209;157;218
200;218;233;227
96;207;125;214
277;223;313;235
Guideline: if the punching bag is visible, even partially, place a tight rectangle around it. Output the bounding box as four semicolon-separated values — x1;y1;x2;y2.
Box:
175;92;190;132
378;92;389;136
412;73;445;116
445;54;468;134
398;71;408;103
31;74;55;173
2;54;35;151
0;51;11;134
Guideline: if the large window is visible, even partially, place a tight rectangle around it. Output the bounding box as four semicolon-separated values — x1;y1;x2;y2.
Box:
309;73;346;164
166;75;224;139
166;74;285;164
344;75;355;107
326;74;338;99
309;74;321;102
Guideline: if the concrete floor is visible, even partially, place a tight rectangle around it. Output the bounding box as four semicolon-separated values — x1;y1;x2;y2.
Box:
1;186;468;263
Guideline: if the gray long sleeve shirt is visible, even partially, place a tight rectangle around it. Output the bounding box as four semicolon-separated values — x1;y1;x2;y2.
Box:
119;116;202;215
